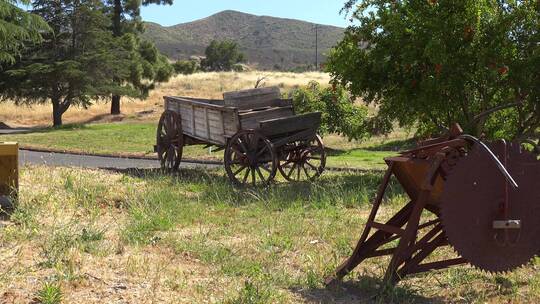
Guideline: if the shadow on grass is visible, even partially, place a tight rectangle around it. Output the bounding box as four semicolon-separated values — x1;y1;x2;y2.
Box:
293;276;444;304
4;123;91;135
363;138;418;152
113;167;405;209
322;138;416;158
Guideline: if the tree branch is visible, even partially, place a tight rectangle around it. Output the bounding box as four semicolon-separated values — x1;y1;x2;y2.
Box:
471;101;523;124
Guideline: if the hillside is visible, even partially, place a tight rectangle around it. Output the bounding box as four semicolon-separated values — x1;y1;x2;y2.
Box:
142;10;344;70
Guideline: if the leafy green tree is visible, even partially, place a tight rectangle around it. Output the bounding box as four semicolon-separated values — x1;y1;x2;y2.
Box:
106;0;174;115
327;0;539;139
0;0;49;66
173;59;199;75
0;0;136;126
202;40;246;71
291;81;370;141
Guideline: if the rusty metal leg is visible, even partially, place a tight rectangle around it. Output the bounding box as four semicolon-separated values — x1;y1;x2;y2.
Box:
382;153;445;285
398;233;451;277
325;203;414;285
382;191;430;285
324;165;396;285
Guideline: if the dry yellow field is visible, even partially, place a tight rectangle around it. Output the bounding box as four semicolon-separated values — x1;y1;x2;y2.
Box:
0;71;330;127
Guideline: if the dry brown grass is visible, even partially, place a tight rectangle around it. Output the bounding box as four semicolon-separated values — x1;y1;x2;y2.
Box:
0;71;330;127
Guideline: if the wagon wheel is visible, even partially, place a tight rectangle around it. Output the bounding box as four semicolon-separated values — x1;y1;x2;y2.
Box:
156;111;183;171
224;130;277;187
278;134;326;181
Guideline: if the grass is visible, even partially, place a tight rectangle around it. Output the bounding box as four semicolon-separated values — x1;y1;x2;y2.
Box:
0;165;538;303
0;122;401;169
36;282;63;304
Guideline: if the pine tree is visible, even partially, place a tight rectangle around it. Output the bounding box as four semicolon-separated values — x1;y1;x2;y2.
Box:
0;0;137;126
105;0;174;115
0;0;49;66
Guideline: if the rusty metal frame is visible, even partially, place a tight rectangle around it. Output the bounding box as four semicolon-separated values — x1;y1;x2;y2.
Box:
325;150;468;286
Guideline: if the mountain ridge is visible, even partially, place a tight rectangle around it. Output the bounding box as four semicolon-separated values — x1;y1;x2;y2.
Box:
142;10;345;70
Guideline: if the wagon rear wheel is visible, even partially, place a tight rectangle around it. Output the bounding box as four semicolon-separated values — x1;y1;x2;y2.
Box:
157;111;183;171
278;134;326;181
224;130;277;187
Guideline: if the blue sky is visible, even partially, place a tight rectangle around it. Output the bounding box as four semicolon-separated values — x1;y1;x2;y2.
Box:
141;1;352;27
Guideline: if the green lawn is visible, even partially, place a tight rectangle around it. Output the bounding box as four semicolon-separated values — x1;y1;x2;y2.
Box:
2;165;538;303
0;122;399;169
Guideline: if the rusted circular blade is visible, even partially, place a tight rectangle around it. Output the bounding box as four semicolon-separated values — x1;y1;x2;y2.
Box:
440;141;540;273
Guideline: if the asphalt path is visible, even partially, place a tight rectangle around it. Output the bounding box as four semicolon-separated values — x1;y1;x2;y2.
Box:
19;150;220;170
3;129;371;172
0;128;32;135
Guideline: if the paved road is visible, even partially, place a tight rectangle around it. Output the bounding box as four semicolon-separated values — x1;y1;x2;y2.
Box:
2;128;220;170
19;150;220;170
0;128;32;135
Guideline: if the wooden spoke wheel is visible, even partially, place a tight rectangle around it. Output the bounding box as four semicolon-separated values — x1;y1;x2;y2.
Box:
278;134;326;181
224;130;277;187
156;111;183;171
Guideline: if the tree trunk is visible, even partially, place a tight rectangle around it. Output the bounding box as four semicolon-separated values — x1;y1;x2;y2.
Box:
52;99;63;127
110;0;123;115
112;0;122;37
111;94;121;115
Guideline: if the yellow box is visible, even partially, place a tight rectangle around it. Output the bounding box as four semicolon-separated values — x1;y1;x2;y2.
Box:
0;142;18;207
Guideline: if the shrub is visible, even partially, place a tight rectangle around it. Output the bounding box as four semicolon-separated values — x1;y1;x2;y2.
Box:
290;81;370;141
173;60;199;75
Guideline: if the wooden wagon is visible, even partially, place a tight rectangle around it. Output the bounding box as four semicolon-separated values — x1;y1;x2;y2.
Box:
155;86;327;186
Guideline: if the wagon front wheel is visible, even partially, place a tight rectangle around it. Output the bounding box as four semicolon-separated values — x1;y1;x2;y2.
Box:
224;130;277;187
278;134;326;181
157;111;183;171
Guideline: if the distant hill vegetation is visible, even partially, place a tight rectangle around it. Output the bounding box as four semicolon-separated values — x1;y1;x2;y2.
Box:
142;10;344;70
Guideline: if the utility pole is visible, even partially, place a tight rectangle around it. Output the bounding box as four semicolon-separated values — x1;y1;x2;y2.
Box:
314;24;319;70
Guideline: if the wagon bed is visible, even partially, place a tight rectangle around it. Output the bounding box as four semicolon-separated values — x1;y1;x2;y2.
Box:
156;86;326;186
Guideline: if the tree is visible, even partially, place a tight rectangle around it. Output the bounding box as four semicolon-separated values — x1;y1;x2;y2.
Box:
0;0;136;126
202;40;246;71
106;0;174;115
0;0;49;66
327;0;540;139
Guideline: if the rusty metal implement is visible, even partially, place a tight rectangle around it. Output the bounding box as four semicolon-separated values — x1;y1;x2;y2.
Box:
325;124;540;286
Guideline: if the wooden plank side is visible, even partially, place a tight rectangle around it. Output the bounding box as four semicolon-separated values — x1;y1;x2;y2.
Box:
239;107;294;130
223;86;280;100
193;108;206;120
204;108;211;141
179;103;194;135
239;106;294;120
224;96;281;110
166;96;236;112
194;123;208;138
222;111;239;136
208;120;224;129
259;112;322;137
223;87;283;110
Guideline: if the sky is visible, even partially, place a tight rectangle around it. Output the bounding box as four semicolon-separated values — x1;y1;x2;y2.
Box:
141;0;353;28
